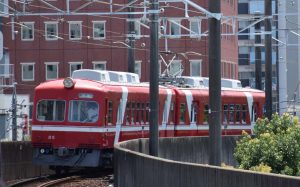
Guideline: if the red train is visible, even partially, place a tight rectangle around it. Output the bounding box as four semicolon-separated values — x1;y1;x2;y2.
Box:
31;70;265;172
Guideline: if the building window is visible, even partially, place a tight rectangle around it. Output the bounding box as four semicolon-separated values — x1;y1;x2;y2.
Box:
45;22;58;40
190;60;202;76
69;62;82;76
190;19;201;38
169;20;181;38
21;63;35;81
21;22;34;41
93;61;106;70
169;60;182;76
45;62;58;80
69;21;82;40
93;21;106;39
135;61;141;78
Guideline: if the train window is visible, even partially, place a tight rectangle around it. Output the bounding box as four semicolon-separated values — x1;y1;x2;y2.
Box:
229;104;235;123
180;103;186;123
252;104;258;122
136;103;140;123
107;101;113;124
145;103;150;124
141;103;145;123
37;100;65;121
223;105;228;123
125;102;131;125
68;100;99;123
169;102;174;124
204;105;209;123
131;102;136;124
242;105;247;124
235;105;241;124
191;102;198;123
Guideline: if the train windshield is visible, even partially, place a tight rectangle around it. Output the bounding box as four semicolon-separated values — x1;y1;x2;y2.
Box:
37;100;66;121
68;100;99;123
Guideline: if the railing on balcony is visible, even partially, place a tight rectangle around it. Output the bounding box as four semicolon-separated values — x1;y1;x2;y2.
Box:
0;64;15;88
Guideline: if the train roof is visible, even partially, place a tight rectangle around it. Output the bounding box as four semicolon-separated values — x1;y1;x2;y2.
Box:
72;69;140;83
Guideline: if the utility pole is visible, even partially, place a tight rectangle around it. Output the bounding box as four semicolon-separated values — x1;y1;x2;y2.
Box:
265;0;272;119
255;13;262;90
208;0;221;166
149;0;159;156
12;82;17;141
127;0;135;73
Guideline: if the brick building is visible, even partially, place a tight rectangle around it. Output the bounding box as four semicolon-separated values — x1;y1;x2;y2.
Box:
2;0;238;103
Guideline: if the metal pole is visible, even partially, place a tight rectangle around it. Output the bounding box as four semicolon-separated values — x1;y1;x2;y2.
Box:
12;82;17;141
127;0;135;73
255;14;262;90
278;1;287;115
265;0;272;119
208;0;221;166
149;0;159;156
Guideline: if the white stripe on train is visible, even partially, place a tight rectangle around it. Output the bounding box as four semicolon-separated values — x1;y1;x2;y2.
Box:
32;123;254;133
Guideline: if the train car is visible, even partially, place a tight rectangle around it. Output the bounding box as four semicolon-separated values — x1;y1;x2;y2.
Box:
31;70;265;173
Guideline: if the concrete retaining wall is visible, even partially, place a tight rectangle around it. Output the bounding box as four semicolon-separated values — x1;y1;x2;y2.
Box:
114;136;300;187
0;141;52;182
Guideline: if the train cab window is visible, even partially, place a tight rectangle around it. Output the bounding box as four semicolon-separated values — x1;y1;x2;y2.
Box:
223;104;228;123
107;101;113;124
68;100;99;123
37;100;65;121
242;104;247;124
203;105;209;124
252;104;258;122
180;103;186;123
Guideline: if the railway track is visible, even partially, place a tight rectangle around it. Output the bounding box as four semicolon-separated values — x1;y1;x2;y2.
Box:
37;176;81;187
7;169;113;187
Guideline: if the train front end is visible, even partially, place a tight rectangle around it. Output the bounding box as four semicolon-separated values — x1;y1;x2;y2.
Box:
31;78;110;171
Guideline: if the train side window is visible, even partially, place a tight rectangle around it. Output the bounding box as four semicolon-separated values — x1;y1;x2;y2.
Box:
169;102;174;124
242;104;247;124
131;102;136;124
180;103;186;123
203;105;209;124
191;102;198;123
107;101;113;124
223;104;228;123
68;100;99;123
229;104;235;123
37;100;66;122
146;103;150;124
141;103;145;124
125;102;131;125
136;103;140;124
235;104;241;124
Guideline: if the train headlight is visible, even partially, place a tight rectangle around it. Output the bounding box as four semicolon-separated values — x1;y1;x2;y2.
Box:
40;148;45;154
63;77;75;89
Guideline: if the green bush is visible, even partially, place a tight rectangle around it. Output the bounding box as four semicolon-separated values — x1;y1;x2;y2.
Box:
234;113;300;176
